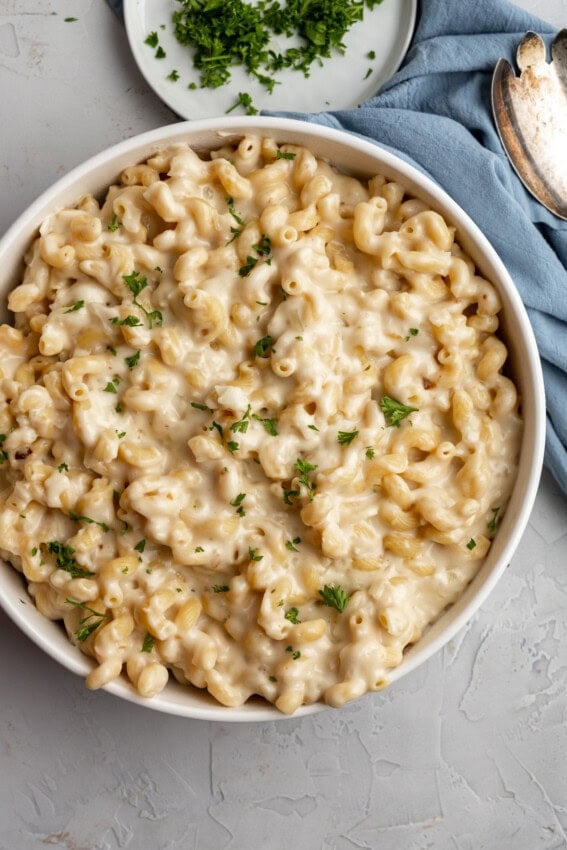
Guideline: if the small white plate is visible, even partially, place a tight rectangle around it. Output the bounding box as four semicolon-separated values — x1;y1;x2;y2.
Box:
124;0;416;119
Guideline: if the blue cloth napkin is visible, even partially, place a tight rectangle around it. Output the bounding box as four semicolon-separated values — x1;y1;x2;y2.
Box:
105;0;124;22
109;0;567;494
271;0;567;497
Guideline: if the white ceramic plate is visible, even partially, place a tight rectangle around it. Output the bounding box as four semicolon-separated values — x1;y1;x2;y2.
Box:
124;0;416;119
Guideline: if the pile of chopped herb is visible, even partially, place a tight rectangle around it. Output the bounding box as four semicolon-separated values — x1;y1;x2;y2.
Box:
170;0;383;92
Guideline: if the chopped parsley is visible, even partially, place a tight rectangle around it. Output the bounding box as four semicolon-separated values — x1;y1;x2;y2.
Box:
380;395;418;428
252;413;278;436
276;150;296;160
226;91;258;115
103;379;119;394
227;440;239;453
226;197;245;226
141;633;155;652
108;213;121;232
254;335;274;357
466;538;477;550
57;462;69;472
230;492;246;516
145;32;159;48
195;546;205;553
134;539;146;553
68;511;109;533
294;457;317;500
252;234;271;257
285;537;301;552
111;315;142;327
171;0;381;93
212;584;230;593
64;300;84;313
285;645;301;660
64;17;78;22
48;542;93;578
283;488;300;505
284;607;301;624
307;424;319;432
155;46;167;59
248;547;263;561
239;255;259;277
368;49;376;59
365;446;375;459
338;429;359;446
319;584;349;613
167;69;180;81
405;327;419;341
230;404;252;433
66;599;107;642
210;421;224;441
191;401;212;412
487;507;501;533
122;271;163;329
125;350;141;369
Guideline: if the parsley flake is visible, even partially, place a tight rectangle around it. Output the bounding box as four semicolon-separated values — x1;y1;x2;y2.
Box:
64;300;84;313
239;255;259;277
254;335;274;357
230;492;246;516
380;395;418;428
49;542;93;578
319;584;349;613
125;350;140;369
338;430;359;446
141;633;155;652
284;607;301;624
487;507;501;533
108;213;121;232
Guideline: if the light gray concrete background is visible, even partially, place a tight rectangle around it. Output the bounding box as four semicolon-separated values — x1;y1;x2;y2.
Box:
0;1;566;848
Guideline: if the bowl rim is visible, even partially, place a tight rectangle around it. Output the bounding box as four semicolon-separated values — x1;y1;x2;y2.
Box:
0;116;547;722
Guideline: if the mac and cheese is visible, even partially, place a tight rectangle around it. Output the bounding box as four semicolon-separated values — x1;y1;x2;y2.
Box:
0;136;521;712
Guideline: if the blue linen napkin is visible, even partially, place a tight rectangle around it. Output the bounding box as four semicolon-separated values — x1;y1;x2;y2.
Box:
108;0;567;494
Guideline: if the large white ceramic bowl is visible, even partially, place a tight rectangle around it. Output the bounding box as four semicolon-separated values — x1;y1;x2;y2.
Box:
0;117;546;721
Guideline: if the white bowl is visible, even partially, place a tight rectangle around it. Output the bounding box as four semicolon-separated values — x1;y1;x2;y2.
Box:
0;117;546;721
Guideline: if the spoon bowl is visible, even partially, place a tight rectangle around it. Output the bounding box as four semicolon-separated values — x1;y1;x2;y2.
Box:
492;29;567;220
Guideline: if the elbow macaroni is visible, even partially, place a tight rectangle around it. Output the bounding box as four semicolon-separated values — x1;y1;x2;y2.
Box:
0;137;522;713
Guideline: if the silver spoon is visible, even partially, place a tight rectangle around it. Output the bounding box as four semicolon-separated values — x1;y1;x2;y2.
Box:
492;28;567;220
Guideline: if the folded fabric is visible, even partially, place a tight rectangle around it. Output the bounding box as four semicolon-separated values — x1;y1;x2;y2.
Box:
268;0;567;495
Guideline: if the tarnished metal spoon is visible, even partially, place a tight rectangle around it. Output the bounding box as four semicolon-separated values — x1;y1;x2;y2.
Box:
492;28;567;220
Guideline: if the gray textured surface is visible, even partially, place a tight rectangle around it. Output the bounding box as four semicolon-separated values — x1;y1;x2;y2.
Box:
1;2;566;848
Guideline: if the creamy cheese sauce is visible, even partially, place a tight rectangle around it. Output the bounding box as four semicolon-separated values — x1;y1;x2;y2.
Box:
0;136;522;713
